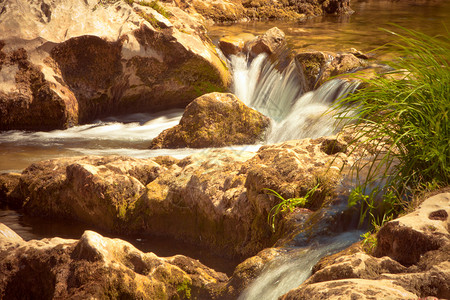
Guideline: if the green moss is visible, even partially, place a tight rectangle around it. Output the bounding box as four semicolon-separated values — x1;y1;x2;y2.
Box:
139;0;171;18
172;58;227;97
176;279;192;299
137;11;160;29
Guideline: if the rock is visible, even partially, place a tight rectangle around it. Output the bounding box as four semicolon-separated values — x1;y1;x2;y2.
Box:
374;192;450;265
218;33;256;57
149;92;270;149
17;155;163;232
6;136;352;259
281;278;417;299
245;27;286;58
184;0;353;23
280;192;450;299
0;173;22;208
0;224;227;299
0;0;230;130
295;51;367;90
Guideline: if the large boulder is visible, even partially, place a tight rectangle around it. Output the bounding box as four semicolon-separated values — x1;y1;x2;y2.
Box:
0;0;230;130
281;192;450;299
2;135;352;258
0;224;227;299
295;51;367;91
149;92;270;149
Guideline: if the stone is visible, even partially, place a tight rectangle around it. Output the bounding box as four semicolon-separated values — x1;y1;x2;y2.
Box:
218;33;256;57
0;224;227;299
281;278;417;299
0;173;22;209
0;0;230;130
5;136;352;259
295;51;367;90
245;27;286;58
279;192;450;299
149;92;270;149
374;192;450;266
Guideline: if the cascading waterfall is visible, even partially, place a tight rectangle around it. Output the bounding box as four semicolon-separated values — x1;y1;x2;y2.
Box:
238;231;362;300
230;53;360;143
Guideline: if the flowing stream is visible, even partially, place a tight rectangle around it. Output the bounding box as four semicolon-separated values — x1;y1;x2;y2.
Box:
1;0;449;295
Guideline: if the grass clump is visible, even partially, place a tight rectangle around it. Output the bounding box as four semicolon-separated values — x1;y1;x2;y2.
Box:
333;26;449;229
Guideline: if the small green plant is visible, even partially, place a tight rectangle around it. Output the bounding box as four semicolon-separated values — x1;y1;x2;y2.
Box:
361;231;377;254
333;26;449;227
265;184;319;232
137;11;160;29
176;279;191;299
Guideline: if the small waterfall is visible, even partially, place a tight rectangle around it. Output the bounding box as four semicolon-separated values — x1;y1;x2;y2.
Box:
238;231;362;300
230;53;359;143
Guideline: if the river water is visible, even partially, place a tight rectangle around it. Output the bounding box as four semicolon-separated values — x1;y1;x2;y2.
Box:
0;0;449;294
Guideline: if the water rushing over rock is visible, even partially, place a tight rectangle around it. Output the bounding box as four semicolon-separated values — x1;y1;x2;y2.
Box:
230;53;360;143
239;231;362;300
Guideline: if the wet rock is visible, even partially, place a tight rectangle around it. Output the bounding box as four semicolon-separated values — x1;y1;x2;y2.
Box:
0;224;227;299
149;92;270;149
0;0;230;130
218;33;256;57
295;51;367;90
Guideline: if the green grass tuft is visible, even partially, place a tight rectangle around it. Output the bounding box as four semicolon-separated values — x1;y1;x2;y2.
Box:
333;25;450;228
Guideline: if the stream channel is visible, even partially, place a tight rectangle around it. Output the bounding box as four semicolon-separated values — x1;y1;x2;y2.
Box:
1;0;449;298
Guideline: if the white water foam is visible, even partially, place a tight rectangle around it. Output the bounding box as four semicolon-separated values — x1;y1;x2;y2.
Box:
230;53;359;143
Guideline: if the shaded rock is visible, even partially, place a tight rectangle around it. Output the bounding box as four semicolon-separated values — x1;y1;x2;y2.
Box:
295;50;367;90
0;173;22;209
150;92;270;149
0;0;230;130
374;192;450;266
0;224;227;299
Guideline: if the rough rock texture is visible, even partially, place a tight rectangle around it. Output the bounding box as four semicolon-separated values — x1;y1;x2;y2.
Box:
218;33;256;57
295;51;367;90
1;135;352;258
149;92;270;148
245;27;286;58
0;173;22;209
281;192;450;299
0;0;230;130
175;0;353;23
0;224;227;299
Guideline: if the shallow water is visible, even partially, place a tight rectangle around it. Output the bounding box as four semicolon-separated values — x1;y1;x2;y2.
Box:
0;208;241;275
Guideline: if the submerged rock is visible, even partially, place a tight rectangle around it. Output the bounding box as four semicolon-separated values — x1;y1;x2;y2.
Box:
149;92;270;149
0;0;230;130
0;224;227;299
281;192;450;299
